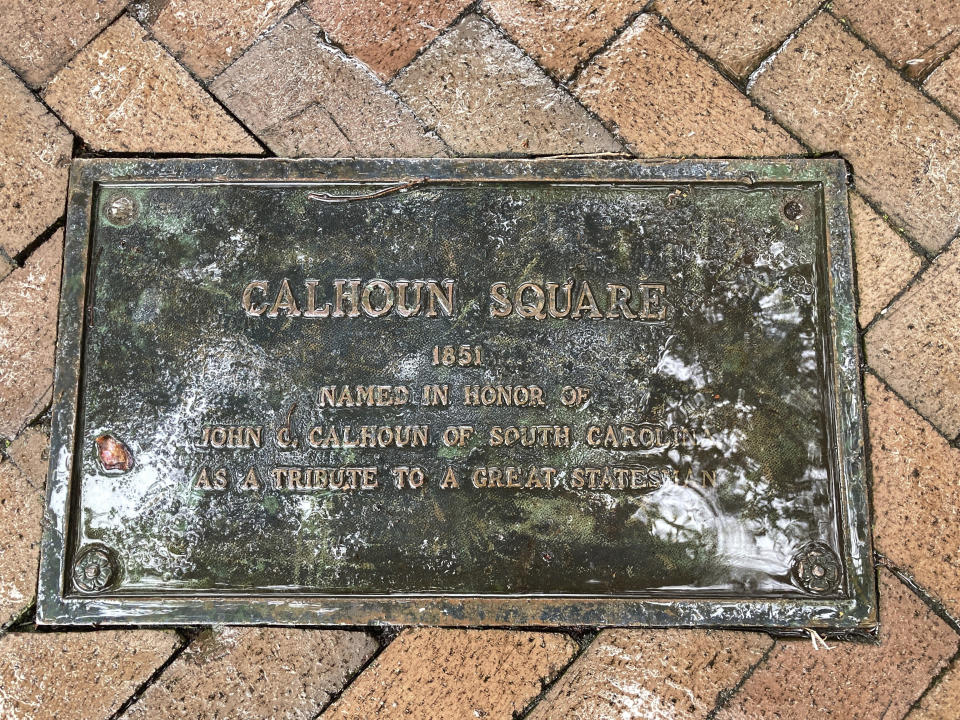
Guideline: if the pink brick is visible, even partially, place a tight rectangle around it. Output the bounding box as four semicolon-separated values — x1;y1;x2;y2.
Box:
0;64;71;257
482;0;646;79
717;571;959;719
392;15;621;155
307;0;472;80
831;0;960;78
210;11;444;157
0;232;63;438
573;14;801;156
0;0;127;88
750;13;960;253
43;15;260;153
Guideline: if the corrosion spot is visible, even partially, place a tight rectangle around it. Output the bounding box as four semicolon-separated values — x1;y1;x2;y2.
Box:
96;434;134;472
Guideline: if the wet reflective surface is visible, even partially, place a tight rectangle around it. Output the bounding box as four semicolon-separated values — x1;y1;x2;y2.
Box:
38;159;875;630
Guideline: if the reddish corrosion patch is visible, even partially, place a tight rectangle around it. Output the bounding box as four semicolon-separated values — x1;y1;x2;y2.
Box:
95;434;134;471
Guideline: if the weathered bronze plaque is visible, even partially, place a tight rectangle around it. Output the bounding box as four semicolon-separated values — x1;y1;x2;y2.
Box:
38;158;875;633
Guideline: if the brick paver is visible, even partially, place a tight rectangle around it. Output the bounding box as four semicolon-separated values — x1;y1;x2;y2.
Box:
0;63;71;258
652;0;821;78
925;49;960;117
0;2;958;718
527;629;773;720
716;570;960;720
908;657;960;720
120;627;377;720
321;629;578;719
7;426;51;490
831;0;960;79
481;0;646;79
866;373;960;618
0;428;46;627
306;0;472;80
0;630;182;720
0;232;63;439
43;15;260;153
849;191;923;326
211;11;444;157
573;14;801;156
750;12;960;254
866;241;960;438
0;0;127;88
392;15;620;155
144;0;299;81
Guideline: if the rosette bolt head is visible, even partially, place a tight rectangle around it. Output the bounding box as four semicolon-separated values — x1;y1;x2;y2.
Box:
72;546;118;593
791;542;842;595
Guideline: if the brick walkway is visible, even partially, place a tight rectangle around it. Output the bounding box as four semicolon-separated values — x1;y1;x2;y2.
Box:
0;1;959;718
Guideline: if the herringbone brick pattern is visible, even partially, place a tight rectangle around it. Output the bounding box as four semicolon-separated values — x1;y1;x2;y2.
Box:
0;1;958;718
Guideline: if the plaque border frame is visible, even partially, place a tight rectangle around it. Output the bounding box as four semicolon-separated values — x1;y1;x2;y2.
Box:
37;157;877;634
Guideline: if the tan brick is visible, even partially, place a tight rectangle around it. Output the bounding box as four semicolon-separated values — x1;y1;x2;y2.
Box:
306;0;472;80
909;657;960;720
652;0;821;78
42;15;260;153
7;425;50;491
526;629;773;720
322;628;578;720
849;192;922;326
865;374;960;617
717;570;959;720
0;231;63;439
865;241;960;438
573;14;800;157
750;13;960;253
258;104;355;157
0;0;127;88
0;630;182;720
0;64;71;258
122;627;377;720
925;49;960;117
831;0;960;78
144;0;299;81
481;0;645;79
210;11;444;157
0;433;46;626
391;15;621;155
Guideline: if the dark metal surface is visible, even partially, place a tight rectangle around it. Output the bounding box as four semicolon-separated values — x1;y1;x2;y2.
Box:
37;158;875;633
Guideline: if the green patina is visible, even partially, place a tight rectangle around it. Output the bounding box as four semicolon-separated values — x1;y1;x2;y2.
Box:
36;158;875;633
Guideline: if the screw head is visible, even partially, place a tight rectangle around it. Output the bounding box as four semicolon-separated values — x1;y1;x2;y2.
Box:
72;546;118;593
791;541;842;595
783;200;803;222
103;192;138;226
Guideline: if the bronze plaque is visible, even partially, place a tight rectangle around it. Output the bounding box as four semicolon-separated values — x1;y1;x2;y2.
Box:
38;158;875;634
